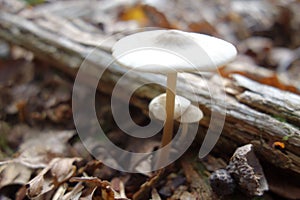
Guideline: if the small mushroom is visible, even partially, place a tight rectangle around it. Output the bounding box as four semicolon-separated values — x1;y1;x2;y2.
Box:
112;29;237;167
149;93;191;121
149;94;203;147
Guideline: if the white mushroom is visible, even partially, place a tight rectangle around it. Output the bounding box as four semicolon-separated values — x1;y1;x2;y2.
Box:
112;29;237;166
112;30;237;72
149;93;191;121
149;94;203;147
178;104;203;123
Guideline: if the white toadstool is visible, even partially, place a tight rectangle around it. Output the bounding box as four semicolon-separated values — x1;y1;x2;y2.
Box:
149;93;191;121
149;94;203;148
112;29;237;166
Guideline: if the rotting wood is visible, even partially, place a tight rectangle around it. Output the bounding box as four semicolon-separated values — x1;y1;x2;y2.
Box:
0;9;300;177
229;74;300;127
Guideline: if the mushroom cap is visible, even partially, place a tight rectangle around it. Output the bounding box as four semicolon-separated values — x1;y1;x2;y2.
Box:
112;29;237;73
149;93;203;123
149;93;191;121
177;104;203;123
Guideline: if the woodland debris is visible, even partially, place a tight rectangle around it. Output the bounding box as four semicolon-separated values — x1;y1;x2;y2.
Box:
26;157;82;198
181;158;212;200
132;169;165;200
227;144;269;196
209;169;235;196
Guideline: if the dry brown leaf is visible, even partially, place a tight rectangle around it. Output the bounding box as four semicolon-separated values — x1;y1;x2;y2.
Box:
15;185;27;200
100;181;115;200
15;130;76;168
80;186;98;200
59;182;84;200
188;20;217;35
26;167;54;198
0;163;32;188
26;157;81;198
0;130;78;198
52;183;67;200
119;4;148;26
110;177;128;199
70;176;130;200
132;169;165;200
46;104;72;124
26;172;46;198
119;3;172;28
51;157;82;184
77;159;102;175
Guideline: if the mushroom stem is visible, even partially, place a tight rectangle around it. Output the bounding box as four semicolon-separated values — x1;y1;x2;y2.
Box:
156;72;177;168
162;72;177;147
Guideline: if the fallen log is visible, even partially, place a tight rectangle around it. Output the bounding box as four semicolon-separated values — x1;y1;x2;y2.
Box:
0;4;300;178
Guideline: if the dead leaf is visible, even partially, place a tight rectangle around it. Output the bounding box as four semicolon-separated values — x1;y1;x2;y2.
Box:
70;177;117;200
110;177;128;199
0;163;32;197
119;3;172;28
119;4;148;26
132;169;165;200
1;130;76;169
52;183;67;200
59;182;84;200
26;157;81;198
15;185;27;200
188;20;217;35
51;157;82;184
46;104;72;124
26;167;54;198
77;159;102;176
